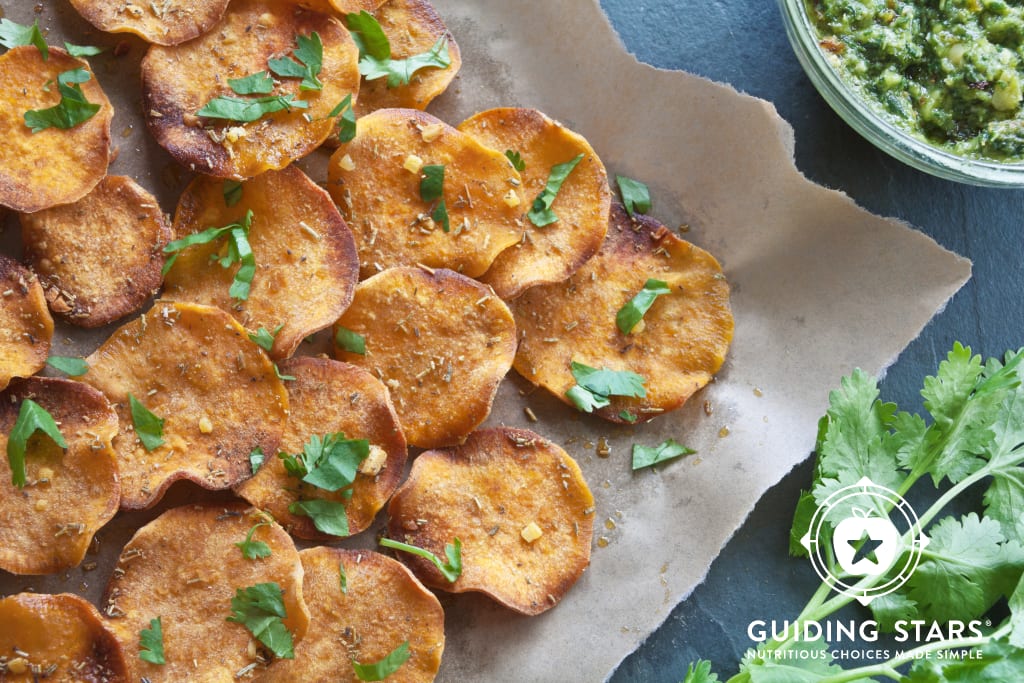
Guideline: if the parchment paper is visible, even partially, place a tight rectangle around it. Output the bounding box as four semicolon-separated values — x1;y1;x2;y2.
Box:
0;1;970;682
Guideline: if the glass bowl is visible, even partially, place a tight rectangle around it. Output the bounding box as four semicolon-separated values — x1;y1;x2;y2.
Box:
778;0;1024;187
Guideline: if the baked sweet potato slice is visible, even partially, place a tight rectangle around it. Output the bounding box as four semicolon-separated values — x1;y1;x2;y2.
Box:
0;46;112;213
141;0;360;179
386;427;594;615
236;357;406;539
164;166;358;359
68;0;231;46
0;254;53;391
512;203;734;423
0;593;129;682
333;267;515;448
256;547;444;682
102;504;309;681
0;377;119;575
327;108;523;279
351;0;461;117
328;0;388;13
459;107;611;300
81;301;288;509
20;175;171;328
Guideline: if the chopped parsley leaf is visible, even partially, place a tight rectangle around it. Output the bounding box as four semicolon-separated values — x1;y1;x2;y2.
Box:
289;498;350;536
335;326;366;355
269;33;323;91
619;410;638;424
632;439;695;470
24;68;101;133
196;94;307;123
128;393;165;452
64;42;104;58
0;19;47;60
250;447;265;474
274;364;296;382
162;210;256;301
379;537;462;582
616;279;671;334
228;71;274;96
346;11;450;88
616;175;651;218
419;164;449;232
352;641;411;681
565;361;646;413
226;583;294;659
280;433;370;537
432;200;450;232
223;180;243;207
249;325;283;352
235;521;273;560
528;153;584;227
505;149;525;171
139;616;165;665
327;94;356;142
46;355;88;376
7;399;66;488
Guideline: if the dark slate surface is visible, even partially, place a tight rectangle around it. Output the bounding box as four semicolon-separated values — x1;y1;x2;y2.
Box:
599;0;1024;680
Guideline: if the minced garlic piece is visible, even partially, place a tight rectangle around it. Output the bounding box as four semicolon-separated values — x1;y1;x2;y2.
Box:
403;154;424;174
34;499;49;512
420;123;444;143
632;319;646;335
224;126;248;143
6;658;28;674
38;466;54;480
521;522;543;543
503;190;521;208
198;416;213;434
338;154;356;171
358;445;388;476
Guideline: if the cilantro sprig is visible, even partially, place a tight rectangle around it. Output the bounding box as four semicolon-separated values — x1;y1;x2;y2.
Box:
6;399;66;488
505;149;525;171
163;209;256;301
380;537;462;582
616;279;671;335
249;325;283;352
268;32;323;91
139;617;165;665
345;11;451;88
528;154;584;227
235;521;272;560
352;641;411;681
24;68;102;133
565;361;646;413
280;433;370;537
226;583;295;659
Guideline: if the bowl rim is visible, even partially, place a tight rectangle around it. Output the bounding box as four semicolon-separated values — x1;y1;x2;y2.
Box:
778;0;1024;187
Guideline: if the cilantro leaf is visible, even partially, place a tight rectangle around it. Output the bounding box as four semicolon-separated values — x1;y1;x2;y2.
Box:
867;591;919;632
298;433;370;491
289;498;350;537
274;363;296;382
740;639;842;682
0;19;47;60
229;71;274;95
903;638;1024;682
235;522;272;560
7;399;66;488
196;94;307;122
268;33;323;91
420;164;444;202
616;278;671;334
505;149;525;172
163;210;256;301
128;393;165;452
788;489;817;558
46;355;88;376
64;42;104;58
139;616;165;665
226;583;294;659
223;180;243;207
681;660;719;683
566;385;609;412
24;68;101;133
616;175;651;218
327;94;356;142
565;361;646;413
335;326;366;355
619;410;638;423
1010;571;1024;648
250;447;265;474
631;439;695;470
432;199;450;232
346;12;450;88
345;11;390;60
352;641;410;681
379;537;462;582
528;153;584;227
249;325;283;353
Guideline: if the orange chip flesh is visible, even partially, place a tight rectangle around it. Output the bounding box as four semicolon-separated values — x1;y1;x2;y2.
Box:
236;357;407;539
386;427;594;615
0;254;53;392
0;377;119;575
327;108;523;279
141;0;360;180
102;504;310;681
333;267;516;449
81;301;288;509
0;46;112;213
0;593;129;682
512;203;734;423
257;547;444;682
68;0;231;46
328;0;388;13
163;167;358;359
458;107;611;300
20;175;172;328
352;0;462;117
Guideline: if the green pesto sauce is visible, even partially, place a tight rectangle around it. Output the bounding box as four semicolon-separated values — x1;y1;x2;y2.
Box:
806;0;1024;162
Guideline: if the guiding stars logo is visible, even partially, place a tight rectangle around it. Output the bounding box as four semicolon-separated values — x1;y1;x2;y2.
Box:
800;476;929;605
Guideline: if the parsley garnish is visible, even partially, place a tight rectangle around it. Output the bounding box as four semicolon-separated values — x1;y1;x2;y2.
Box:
274;364;296;382
345;11;450;88
339;561;348;594
139;617;165;665
24;68;101;133
616;175;651;218
226;583;294;659
64;42;104;58
352;641;411;681
616;279;671;334
289;498;350;536
280;433;369;537
565;361;646;413
379;537;462;582
235;521;272;560
128;393;165;452
681;660;719;683
223;180;243;207
250;447;265;474
228;71;274;95
268;33;323;91
46;355;88;376
327;94;356;142
249;325;283;352
619;410;638;424
7;399;66;488
196;94;307;122
335;326;366;355
505;149;525;172
528;153;584;227
0;19;47;59
419;164;449;232
632;439;695;470
162;209;256;301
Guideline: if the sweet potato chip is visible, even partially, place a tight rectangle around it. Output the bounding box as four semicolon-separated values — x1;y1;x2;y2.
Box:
333;266;515;448
386;427;594;615
236;357;406;539
141;0;360;179
328;0;387;13
257;547;444;682
81;301;288;509
102;504;309;681
20;175;171;328
164;166;358;359
0;46;112;213
0;593;129;681
513;203;734;423
68;0;231;46
459;107;611;300
327;108;523;278
351;0;461;117
0;254;53;391
0;377;119;575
